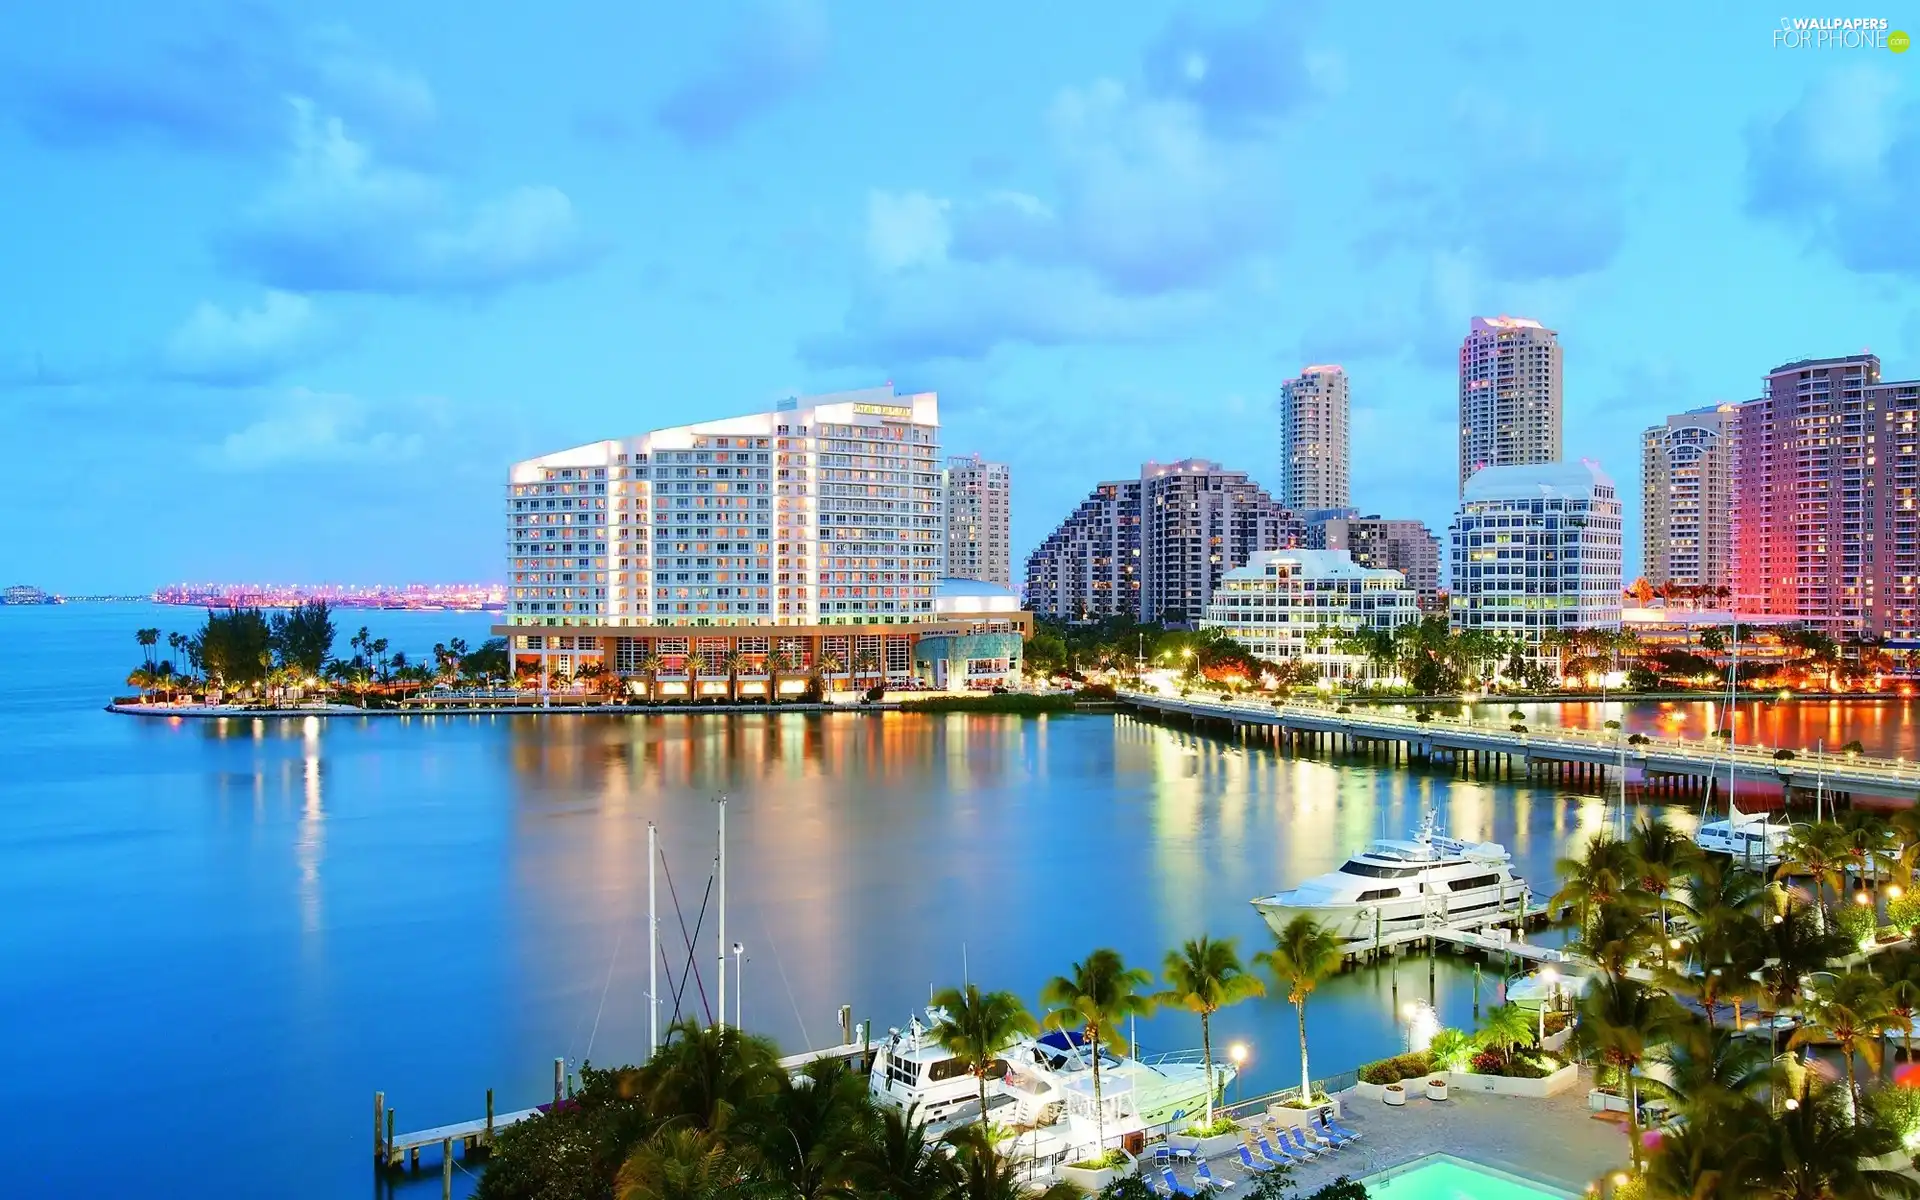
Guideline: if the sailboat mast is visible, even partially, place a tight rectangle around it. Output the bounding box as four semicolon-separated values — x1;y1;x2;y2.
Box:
649;822;660;1054
717;797;728;1030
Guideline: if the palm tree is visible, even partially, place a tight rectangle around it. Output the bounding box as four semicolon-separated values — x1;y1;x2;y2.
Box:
1038;948;1156;1155
1778;823;1849;934
136;627;159;667
1157;936;1265;1125
642;1018;783;1136
816;652;844;695
1575;900;1657;983
1629;817;1701;955
125;666;154;702
751;1059;872;1199
1685;857;1772;1026
1759;904;1852;1016
859;1104;958;1200
854;650;881;693
1885;957;1920;1069
1741;1075;1920;1200
686;653;709;699
769;649;800;703
640;653;665;704
1477;1003;1535;1070
1255;915;1344;1104
614;1128;740;1200
721;651;748;704
1551;834;1638;936
1647;1020;1774;1125
930;984;1037;1127
1638;1117;1760;1200
944;1123;1082;1200
1790;971;1892;1123
1577;976;1675;1168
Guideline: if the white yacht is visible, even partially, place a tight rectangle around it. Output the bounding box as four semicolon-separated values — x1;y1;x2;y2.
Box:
869;1008;1014;1125
1694;810;1786;866
869;1014;1232;1154
1252;813;1530;945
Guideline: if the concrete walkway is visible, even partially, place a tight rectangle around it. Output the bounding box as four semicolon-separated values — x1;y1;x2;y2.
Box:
1172;1070;1627;1197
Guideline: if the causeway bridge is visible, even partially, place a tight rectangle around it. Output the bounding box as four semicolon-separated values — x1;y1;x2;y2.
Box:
1120;690;1920;805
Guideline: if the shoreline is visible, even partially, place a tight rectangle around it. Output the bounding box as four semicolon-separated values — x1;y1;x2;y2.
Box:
106;700;883;719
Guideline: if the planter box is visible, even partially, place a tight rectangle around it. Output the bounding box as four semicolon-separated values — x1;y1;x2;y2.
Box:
1425;1078;1449;1101
1353;1080;1385;1102
1541;1027;1573;1054
1383;1087;1407;1107
1165;1131;1244;1160
1265;1097;1343;1127
1588;1088;1631;1113
1446;1063;1579;1099
1058;1151;1136;1193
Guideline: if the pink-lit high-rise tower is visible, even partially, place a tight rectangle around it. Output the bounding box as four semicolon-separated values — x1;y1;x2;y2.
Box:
1733;354;1920;637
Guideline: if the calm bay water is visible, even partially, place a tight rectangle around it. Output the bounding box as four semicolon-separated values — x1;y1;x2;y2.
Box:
6;603;1920;1198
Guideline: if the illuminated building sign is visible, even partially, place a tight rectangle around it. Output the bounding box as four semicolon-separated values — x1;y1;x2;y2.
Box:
854;403;913;419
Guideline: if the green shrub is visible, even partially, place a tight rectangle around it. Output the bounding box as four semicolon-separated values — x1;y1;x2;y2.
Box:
1069;1149;1129;1171
1076;682;1119;701
1304;1179;1370;1200
1427;1029;1474;1071
1096;1177;1158;1200
1415;710;1433;722
1889;893;1920;933
1835;902;1877;946
1185;1116;1240;1138
1869;1084;1920;1145
1357;1051;1433;1084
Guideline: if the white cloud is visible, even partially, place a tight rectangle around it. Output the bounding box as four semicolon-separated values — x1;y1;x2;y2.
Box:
864;190;950;273
201;388;428;471
222;100;597;293
161;291;334;384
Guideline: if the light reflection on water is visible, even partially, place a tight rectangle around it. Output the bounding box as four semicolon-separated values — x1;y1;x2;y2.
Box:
8;603;1920;1198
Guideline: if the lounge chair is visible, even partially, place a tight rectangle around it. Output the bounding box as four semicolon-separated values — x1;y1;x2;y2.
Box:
1319;1112;1363;1142
1155;1144;1173;1167
1236;1143;1275;1174
1309;1114;1357;1148
1195;1161;1235;1190
1259;1134;1307;1164
1285;1126;1327;1156
1162;1167;1199;1198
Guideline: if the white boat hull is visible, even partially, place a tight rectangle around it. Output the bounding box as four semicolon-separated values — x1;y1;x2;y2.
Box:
1253;882;1529;945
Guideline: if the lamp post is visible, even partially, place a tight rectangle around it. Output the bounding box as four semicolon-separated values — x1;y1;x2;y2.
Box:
732;942;745;1031
1228;1042;1249;1105
1538;967;1560;1043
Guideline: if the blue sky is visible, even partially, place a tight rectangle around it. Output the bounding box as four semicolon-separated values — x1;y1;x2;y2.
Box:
5;1;1918;592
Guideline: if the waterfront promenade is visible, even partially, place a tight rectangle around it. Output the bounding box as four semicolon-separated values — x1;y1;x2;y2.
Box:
1124;689;1920;804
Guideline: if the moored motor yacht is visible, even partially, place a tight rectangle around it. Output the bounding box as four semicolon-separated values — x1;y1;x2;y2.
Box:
1251;812;1531;945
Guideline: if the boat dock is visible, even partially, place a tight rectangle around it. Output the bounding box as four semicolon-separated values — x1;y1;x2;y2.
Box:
1123;690;1920;804
1338;903;1563;969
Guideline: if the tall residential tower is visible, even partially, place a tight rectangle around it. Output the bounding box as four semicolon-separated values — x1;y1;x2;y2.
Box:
1458;316;1563;493
1641;405;1737;596
1279;364;1351;512
1733;354;1920;637
943;454;1011;588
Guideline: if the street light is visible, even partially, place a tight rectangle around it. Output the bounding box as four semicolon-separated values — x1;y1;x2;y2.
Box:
731;942;745;1030
1538;967;1560;1043
1228;1042;1249;1103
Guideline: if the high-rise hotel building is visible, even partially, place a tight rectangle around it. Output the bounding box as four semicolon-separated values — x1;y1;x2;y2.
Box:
1641;405;1737;595
943;454;1012;588
1733;354;1920;637
498;386;1030;693
1279;364;1350;512
1459;316;1563;493
1022;480;1142;622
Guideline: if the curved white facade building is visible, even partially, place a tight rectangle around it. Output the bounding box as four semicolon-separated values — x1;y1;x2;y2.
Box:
1450;461;1623;643
1200;549;1420;683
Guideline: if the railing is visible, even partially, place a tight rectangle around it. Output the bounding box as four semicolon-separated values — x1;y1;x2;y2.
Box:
1121;690;1920;784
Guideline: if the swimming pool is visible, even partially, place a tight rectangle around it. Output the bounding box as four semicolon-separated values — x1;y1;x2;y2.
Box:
1364;1154;1579;1200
